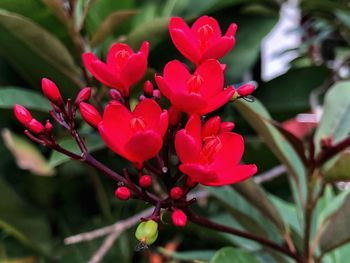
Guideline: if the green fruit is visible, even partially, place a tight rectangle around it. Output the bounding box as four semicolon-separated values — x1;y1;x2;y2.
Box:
135;220;158;245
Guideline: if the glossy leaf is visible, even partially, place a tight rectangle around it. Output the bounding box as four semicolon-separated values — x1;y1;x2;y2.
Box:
0;9;82;96
0;87;50;112
210;247;259;263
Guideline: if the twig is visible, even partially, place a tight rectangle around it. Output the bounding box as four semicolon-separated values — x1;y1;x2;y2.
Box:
88;229;121;263
64;208;153;245
253;165;286;184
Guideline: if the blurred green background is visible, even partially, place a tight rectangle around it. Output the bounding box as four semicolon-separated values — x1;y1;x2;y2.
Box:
1;0;350;262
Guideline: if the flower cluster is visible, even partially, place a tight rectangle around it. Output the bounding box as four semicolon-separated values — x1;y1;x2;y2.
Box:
14;15;257;244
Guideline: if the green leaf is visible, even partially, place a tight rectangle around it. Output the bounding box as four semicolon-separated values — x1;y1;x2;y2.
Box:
232;179;287;234
320;193;350;254
0;9;82;96
323;151;350;182
49;134;105;167
234;99;306;211
0;177;51;255
2;129;55;176
158;248;215;261
314;81;350;155
210;247;259;263
90;10;137;47
0;87;50;111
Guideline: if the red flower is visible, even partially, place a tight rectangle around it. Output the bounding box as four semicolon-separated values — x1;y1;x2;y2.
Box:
83;42;149;97
155;59;234;115
169;16;237;65
98;99;168;166
175;115;257;186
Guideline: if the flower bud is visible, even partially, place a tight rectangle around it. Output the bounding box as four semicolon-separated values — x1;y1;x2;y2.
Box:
186;177;197;188
14;104;32;126
79;102;102;128
153;90;161;101
45;120;54;133
115;186;131;200
237;83;256;97
139;175;152;188
41;78;64;106
168;106;181;126
170;186;183;200
220;121;235;132
135;220;158;245
139;95;146;101
28;119;45;134
172;209;187;227
143;81;154;98
109;89;122;101
202;116;221;138
75;87;91;105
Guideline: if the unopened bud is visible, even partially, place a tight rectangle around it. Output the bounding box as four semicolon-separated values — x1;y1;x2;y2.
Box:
79;102;102;128
14;104;32;126
172;209;187;227
139;175;152;188
202;116;221;138
45;120;54;133
115;186;131;200
153;90;161;101
186;177;197;188
109;89;122;101
220;121;235;132
139;95;146;101
135;220;158;245
237;83;256;97
41;78;64;106
168;106;181;126
170;186;183;200
143;81;154;98
28;119;45;134
75;87;91;105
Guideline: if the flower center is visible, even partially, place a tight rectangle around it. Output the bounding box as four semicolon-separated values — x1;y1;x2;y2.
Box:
197;24;214;40
200;136;222;163
187;75;203;94
130;117;146;132
115;50;130;67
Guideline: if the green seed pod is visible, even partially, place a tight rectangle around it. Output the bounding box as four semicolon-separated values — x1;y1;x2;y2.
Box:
135;220;158;245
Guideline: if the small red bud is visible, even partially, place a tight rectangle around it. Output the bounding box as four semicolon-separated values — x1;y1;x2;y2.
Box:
186;177;197;188
220;121;235;132
109;89;122;101
41;78;64;106
45;120;54;133
79;102;102;128
28;119;45;134
143;81;154;98
14;104;32;126
75;87;91;105
172;209;187;227
237;84;256;97
153;90;161;101
139;175;152;188
115;186;131;200
202;116;221;138
139;95;146;101
168;106;181;126
170;186;183;200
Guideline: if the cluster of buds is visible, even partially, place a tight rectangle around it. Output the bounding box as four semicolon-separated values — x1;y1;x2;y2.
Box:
13;15;258;246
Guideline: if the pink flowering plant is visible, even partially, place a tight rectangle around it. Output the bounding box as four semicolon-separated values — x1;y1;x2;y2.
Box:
3;2;350;263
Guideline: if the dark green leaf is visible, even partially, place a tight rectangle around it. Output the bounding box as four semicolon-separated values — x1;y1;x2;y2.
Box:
0;87;50;111
158;247;215;261
210;247;259;263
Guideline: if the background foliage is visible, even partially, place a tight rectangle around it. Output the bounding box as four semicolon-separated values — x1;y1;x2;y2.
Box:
1;0;350;262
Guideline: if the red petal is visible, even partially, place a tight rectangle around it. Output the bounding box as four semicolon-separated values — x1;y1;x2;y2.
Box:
199;86;235;115
122;52;148;88
191;15;221;41
202;36;235;61
206;164;257;186
140;41;150;56
179;163;216;184
195;59;224;98
170;29;200;64
185;115;202;146
106;43;133;68
133;98;163;130
90;60;125;90
98;102;132;158
163;60;191;94
202;116;221;138
175;130;201;163
172;93;207;115
225;23;237;38
125;130;163;163
155;75;173;99
158;111;169;137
